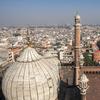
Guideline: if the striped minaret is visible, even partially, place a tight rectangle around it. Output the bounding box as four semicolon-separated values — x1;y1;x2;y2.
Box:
74;13;81;85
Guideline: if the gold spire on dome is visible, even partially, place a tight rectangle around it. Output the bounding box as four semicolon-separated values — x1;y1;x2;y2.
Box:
26;28;33;47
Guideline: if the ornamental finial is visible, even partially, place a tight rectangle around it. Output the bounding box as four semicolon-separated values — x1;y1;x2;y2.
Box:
78;74;89;95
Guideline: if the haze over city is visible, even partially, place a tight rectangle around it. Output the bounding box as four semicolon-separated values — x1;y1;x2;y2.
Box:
1;0;100;100
0;0;100;26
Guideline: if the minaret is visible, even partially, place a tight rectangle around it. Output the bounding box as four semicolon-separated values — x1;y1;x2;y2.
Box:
74;13;81;85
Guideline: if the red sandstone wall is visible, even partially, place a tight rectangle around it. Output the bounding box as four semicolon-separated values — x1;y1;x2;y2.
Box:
86;74;100;100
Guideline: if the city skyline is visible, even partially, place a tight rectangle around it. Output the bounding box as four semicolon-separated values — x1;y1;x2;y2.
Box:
0;0;100;26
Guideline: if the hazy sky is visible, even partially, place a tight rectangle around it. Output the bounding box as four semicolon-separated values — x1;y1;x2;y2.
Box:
0;0;100;26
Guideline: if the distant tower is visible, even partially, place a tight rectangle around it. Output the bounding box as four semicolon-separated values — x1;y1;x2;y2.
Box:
74;13;81;85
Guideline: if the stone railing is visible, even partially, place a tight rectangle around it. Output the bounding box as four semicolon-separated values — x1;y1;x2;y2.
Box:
81;66;100;74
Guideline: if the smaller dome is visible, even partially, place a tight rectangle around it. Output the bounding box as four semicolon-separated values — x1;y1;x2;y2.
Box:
79;74;89;83
75;14;80;19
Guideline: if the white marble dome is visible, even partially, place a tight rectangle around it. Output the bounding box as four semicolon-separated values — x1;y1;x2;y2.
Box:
2;47;59;100
75;14;80;19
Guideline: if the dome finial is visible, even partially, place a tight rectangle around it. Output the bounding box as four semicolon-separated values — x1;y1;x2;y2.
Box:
75;10;80;19
26;28;32;47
